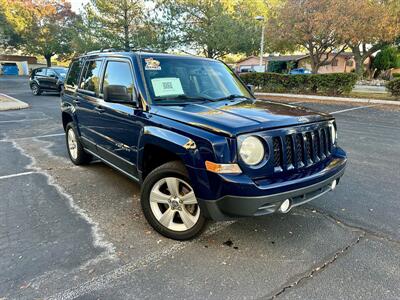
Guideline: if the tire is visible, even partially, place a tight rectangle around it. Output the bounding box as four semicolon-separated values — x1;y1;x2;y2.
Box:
141;161;206;240
65;122;92;165
31;83;41;96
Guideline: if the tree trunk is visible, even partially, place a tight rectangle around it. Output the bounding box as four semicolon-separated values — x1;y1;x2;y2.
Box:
310;57;319;74
351;46;364;77
124;8;129;50
45;55;52;67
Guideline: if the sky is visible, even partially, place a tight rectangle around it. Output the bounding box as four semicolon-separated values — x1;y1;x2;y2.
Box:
70;0;89;12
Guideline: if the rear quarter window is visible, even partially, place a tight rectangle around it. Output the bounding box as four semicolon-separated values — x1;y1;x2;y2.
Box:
35;68;46;76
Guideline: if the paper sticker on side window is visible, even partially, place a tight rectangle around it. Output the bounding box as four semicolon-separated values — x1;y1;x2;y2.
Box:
151;77;184;97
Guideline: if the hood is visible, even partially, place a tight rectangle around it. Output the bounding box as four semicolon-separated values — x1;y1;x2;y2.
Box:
151;99;333;137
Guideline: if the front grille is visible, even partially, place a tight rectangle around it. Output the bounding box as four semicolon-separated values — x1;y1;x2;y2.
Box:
272;125;333;172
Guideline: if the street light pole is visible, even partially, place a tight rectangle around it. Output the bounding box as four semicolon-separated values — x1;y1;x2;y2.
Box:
260;24;265;68
255;16;265;71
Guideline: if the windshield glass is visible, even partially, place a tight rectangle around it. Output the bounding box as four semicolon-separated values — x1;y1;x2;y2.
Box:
141;56;252;104
54;68;68;77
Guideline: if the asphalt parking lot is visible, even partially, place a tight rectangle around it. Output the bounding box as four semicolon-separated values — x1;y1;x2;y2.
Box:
0;76;399;300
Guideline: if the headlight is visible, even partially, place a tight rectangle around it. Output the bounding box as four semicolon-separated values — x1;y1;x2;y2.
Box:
331;125;337;144
239;136;265;165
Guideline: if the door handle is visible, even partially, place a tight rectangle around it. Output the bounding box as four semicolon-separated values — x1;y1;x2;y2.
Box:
73;99;80;104
94;106;105;113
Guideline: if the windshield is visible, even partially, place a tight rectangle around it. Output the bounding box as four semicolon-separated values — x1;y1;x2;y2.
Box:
141;56;252;104
54;68;68;78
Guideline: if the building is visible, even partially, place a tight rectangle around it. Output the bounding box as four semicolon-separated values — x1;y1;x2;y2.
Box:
0;54;41;75
235;56;268;73
235;53;369;74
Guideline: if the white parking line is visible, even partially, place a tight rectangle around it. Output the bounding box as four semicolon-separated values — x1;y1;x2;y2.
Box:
47;221;235;300
0;132;64;142
0;171;36;180
330;105;377;115
0;117;50;124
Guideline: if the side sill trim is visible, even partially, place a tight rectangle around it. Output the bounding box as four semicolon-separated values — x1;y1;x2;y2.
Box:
84;148;140;183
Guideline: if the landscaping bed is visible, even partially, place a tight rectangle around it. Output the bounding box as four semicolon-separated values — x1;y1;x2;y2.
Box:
0;93;29;110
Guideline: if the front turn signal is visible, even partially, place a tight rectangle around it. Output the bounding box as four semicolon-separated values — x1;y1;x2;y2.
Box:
205;161;242;174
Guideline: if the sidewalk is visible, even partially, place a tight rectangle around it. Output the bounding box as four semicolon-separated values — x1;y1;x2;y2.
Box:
0;93;29;111
255;92;400;106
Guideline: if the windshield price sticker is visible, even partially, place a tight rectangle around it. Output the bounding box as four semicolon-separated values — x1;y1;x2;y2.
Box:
151;77;184;97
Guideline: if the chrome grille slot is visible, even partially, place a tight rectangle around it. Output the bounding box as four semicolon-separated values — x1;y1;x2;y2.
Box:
273;137;282;169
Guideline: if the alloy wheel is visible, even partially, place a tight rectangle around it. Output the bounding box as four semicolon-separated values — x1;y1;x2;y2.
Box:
149;177;200;232
67;128;78;160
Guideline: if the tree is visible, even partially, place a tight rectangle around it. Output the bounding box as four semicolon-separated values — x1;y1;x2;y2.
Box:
266;0;350;74
1;0;76;66
0;4;23;51
345;0;400;76
154;0;268;58
85;0;144;50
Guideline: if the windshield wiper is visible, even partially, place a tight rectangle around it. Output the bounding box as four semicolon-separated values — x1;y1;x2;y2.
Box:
213;94;253;102
155;95;215;102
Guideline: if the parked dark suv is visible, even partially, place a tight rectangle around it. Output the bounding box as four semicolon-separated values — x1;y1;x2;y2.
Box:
61;50;347;240
30;67;68;95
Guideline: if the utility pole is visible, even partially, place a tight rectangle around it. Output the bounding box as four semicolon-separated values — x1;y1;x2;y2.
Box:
255;16;265;71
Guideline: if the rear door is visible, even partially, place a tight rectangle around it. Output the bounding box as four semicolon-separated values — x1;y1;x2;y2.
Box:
74;59;104;151
34;68;47;87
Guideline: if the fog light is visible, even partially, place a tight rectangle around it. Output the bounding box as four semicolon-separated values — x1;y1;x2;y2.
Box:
279;199;291;213
331;180;337;190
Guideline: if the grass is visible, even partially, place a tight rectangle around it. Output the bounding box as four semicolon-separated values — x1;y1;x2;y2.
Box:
256;89;399;101
345;91;399;101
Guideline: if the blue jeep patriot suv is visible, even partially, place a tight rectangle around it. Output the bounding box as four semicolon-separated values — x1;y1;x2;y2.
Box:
61;50;347;240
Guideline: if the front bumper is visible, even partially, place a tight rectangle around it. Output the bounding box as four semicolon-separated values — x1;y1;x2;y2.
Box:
197;155;346;220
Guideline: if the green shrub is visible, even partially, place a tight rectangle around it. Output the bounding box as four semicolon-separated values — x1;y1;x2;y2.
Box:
240;72;358;96
373;46;400;72
386;78;400;97
393;73;400;79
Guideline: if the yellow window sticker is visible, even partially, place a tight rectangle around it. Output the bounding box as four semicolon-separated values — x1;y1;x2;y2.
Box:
151;77;184;97
144;58;161;70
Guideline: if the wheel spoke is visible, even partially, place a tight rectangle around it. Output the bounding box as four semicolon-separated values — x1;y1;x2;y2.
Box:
178;209;196;229
181;191;197;205
150;189;170;204
166;177;180;197
159;208;175;228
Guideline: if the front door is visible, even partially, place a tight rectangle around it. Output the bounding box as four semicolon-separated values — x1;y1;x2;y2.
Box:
94;59;142;179
45;69;59;91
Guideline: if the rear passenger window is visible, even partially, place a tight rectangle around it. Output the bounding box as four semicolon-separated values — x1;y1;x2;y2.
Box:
102;61;134;94
47;69;56;77
80;60;102;94
66;61;82;88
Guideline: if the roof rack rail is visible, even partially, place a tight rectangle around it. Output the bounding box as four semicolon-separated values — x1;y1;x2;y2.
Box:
130;48;160;53
85;48;122;55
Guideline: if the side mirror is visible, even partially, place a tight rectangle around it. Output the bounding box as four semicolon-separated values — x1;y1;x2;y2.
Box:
104;85;134;104
246;84;255;94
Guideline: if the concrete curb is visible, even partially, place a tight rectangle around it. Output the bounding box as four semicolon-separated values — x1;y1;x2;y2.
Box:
0;93;29;111
255;92;400;106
